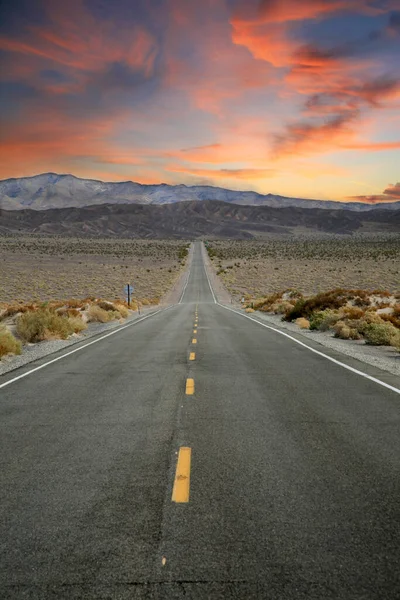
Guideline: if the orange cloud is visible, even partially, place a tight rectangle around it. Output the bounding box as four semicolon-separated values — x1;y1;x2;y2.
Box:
168;165;276;180
348;182;400;203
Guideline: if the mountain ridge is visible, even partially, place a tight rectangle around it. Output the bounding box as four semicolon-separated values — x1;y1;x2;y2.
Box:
1;200;399;238
1;173;399;212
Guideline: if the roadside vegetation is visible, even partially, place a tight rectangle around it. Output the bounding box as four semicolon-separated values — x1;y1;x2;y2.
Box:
0;297;157;358
206;237;400;351
244;288;400;349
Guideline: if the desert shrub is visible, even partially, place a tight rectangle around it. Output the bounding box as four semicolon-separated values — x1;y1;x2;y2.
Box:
1;303;37;319
363;323;400;346
96;300;117;311
381;313;400;329
295;317;310;329
68;316;87;333
245;308;255;313
66;298;85;308
271;300;293;314
0;326;22;357
309;309;340;331
16;310;75;342
114;303;129;318
86;305;111;323
107;310;122;320
333;321;361;340
342;306;365;320
284;299;306;321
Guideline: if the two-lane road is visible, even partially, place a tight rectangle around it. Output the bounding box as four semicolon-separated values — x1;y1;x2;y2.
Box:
1;242;399;599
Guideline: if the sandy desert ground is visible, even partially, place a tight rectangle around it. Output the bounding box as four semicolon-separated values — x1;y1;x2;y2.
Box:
206;234;400;300
0;235;189;303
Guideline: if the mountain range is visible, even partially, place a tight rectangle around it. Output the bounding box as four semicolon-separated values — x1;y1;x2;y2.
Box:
1;173;399;212
1;201;399;238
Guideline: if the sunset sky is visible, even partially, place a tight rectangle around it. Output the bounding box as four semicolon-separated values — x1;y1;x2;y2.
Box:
1;0;399;203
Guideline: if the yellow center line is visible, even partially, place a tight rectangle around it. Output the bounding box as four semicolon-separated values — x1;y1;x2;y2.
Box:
192;338;197;344
189;352;196;360
186;378;195;394
172;447;191;503
193;329;197;334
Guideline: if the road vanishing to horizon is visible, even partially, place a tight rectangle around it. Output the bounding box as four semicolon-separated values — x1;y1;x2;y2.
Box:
1;242;400;599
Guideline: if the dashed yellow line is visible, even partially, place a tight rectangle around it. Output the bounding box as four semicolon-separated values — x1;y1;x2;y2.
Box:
172;447;191;503
186;378;195;395
192;338;197;344
193;329;197;334
189;352;196;361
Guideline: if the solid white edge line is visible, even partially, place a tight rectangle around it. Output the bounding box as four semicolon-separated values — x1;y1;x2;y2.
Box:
201;242;400;396
201;243;217;304
219;304;400;395
0;306;175;390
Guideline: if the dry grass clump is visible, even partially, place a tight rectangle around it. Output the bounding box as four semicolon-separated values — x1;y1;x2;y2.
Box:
333;321;361;340
114;303;129;318
296;318;310;329
86;305;111;323
245;307;255;313
68;316;88;334
0;325;22;358
16;310;76;342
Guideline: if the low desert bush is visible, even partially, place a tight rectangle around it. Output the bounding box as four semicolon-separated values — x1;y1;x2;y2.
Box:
66;298;85;308
96;300;117;311
271;300;293;315
342;306;365;320
68;316;87;333
114;303;129;318
295;317;310;329
245;307;255;313
0;326;22;357
333;321;361;340
309;309;341;331
16;310;75;342
86;305;111;323
363;323;400;346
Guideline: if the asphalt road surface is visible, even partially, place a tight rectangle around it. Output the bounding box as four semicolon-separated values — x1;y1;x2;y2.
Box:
1;242;400;599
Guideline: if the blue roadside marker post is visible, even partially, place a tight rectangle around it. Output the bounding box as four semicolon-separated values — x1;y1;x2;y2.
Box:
124;284;134;308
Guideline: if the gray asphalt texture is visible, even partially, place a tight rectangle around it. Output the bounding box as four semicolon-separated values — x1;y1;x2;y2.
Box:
1;242;400;599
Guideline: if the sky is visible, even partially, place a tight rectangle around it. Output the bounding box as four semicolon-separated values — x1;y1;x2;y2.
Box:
0;0;399;203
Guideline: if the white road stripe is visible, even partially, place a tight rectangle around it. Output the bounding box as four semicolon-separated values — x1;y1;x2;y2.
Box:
202;246;217;304
0;306;174;390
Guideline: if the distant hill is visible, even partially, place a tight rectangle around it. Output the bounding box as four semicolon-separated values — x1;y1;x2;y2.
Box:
1;173;399;212
1;200;399;238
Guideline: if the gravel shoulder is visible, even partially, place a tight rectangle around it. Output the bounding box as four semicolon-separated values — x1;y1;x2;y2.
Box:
0;246;194;378
203;244;400;379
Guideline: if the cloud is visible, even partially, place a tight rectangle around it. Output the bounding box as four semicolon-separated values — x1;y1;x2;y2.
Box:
348;182;400;203
168;165;276;180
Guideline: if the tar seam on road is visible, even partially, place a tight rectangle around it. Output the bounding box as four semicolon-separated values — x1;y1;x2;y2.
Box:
0;306;175;391
201;244;400;396
172;447;191;503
